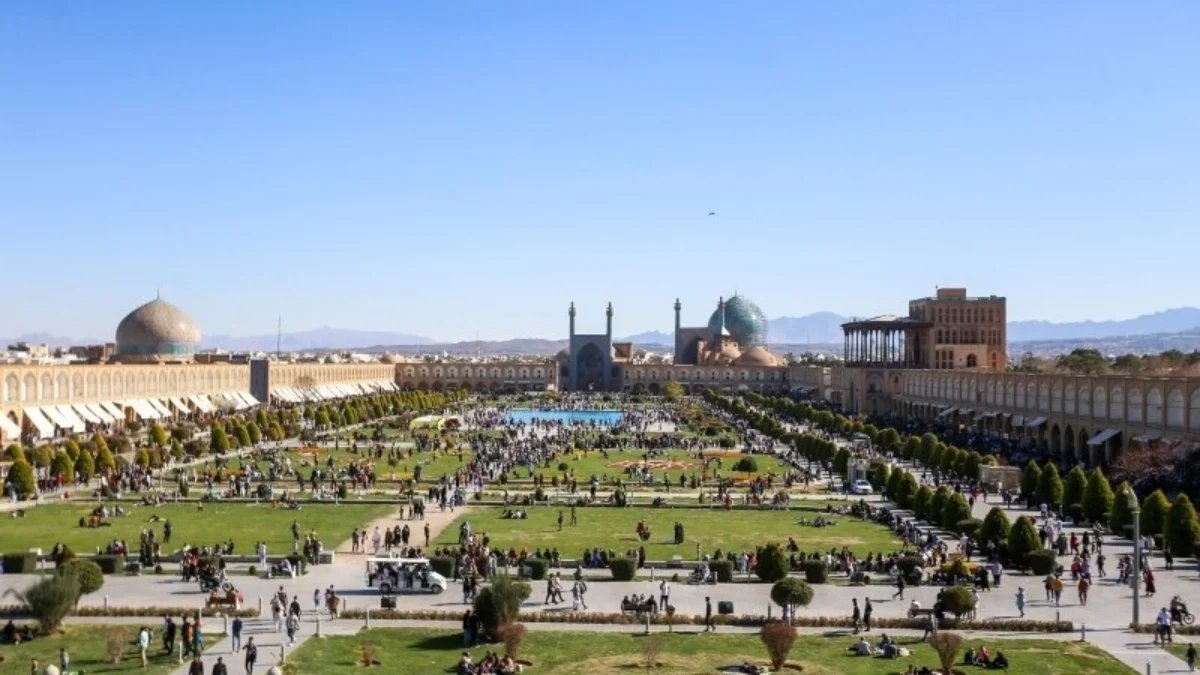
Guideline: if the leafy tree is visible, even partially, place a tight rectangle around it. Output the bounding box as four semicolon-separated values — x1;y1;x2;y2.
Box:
885;465;903;497
1140;489;1171;537
94;443;116;473
760;621;798;671
929;486;951;525
60;558;105;597
31;445;53;469
75;451;95;482
1021;461;1042;502
1063;466;1087;508
832;447;850;476
316;409;331;428
913;485;933;520
210;426;231;454
4;444;26;463
878;428;901;453
978;507;1011;548
50;451;75;483
896;471;919;510
1035;463;1064;509
148;421;168;448
1110;481;1135;532
247;422;262;445
871;462;891;492
754;543;790;583
769;577;814;616
233;424;252;448
939;446;959;475
918;433;937;466
928;444;944;472
662;380;684;400
1112;353;1146;373
135;448;150;468
1165;494;1200;557
902;436;920;460
1081;468;1115;524
942;492;972;531
473;576;531;639
962;452;982;481
4;459;36;497
1;572;79;634
1007;516;1041;570
64;439;82;461
1057;348;1108;375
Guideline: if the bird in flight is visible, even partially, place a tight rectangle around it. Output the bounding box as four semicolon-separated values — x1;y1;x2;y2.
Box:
708;212;716;216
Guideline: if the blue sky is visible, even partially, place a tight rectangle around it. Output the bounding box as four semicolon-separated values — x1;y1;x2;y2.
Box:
2;3;1197;342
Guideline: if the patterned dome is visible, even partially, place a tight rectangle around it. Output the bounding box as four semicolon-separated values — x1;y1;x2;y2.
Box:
734;345;778;367
707;294;767;347
115;298;202;362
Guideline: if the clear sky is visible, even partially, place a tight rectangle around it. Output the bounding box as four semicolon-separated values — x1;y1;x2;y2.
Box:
2;2;1197;342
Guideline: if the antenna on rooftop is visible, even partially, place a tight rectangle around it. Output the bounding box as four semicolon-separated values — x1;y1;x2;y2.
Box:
276;315;282;360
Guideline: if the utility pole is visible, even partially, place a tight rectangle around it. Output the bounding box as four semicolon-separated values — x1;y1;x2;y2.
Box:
276;315;282;360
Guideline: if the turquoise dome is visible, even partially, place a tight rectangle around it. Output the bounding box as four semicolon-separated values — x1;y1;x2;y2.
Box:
707;294;767;347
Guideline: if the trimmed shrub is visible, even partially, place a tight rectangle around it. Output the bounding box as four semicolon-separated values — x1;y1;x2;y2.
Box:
609;558;637;581
473;576;531;639
61;558;105;596
1141;489;1171;537
754;544;789;583
93;555;126;575
956;519;981;538
1165;494;1200;557
1027;549;1057;575
1082;469;1115;525
5;573;79;634
939;586;976;618
979;507;1011;549
733;456;760;473
770;577;814;615
2;553;39;573
760;621;798;670
525;558;548;581
4;460;36;498
429;556;454;578
710;560;734;583
802;560;828;584
1007;516;1041;571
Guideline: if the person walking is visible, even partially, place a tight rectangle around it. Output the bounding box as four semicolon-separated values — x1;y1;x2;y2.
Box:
138;626;151;668
851;598;862;634
863;598;873;632
164;616;177;654
231;616;243;652
372;526;381;554
557;510;564;531
313;588;321;612
1016;587;1026;617
705;597;716;632
1078;577;1090;606
244;636;258;675
424;522;431;547
893;573;906;600
570;504;578;526
212;656;229;675
59;648;69;675
271;597;283;633
572;578;589;610
659;580;670;609
188;655;205;675
1186;642;1196;672
286;610;300;645
544;576;557;605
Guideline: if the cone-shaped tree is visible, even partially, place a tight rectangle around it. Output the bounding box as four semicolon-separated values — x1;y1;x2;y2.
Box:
1165;494;1200;557
50;450;74;484
4;459;36;497
94;444;116;473
913;485;934;520
1081;468;1115;525
1035;463;1064;509
930;486;951;525
1110;481;1135;533
979;506;1012;548
1007;516;1042;570
1140;489;1171;537
1021;461;1042;503
903;437;920;461
1063;466;1087;508
942;492;973;530
897;472;920;510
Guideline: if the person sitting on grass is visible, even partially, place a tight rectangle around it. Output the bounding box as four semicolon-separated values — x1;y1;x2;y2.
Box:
990;650;1009;670
851;636;874;656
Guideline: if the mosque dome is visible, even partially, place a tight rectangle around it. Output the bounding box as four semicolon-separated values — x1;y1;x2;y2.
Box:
734;345;779;368
707;294;767;347
114;298;202;362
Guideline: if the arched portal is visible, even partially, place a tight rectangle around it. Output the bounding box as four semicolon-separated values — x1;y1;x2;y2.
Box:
1076;428;1090;467
1049;424;1062;456
574;343;606;391
1063;425;1074;464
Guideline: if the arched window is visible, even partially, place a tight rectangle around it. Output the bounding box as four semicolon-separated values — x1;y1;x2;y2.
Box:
1146;388;1162;425
1093;387;1106;420
1109;387;1124;420
1167;389;1184;428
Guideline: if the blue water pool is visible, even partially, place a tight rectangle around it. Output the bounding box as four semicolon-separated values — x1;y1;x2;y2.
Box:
506;409;624;425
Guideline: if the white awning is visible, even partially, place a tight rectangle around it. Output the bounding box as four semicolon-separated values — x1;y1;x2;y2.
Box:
169;397;191;414
1010;415;1024;427
0;414;21;440
1087;428;1121;446
128;399;162;420
23;407;55;439
54;405;87;433
237;391;260;408
1131;432;1162;443
147;398;173;417
99;401;126;421
937;406;956;418
86;403;116;425
217;392;246;410
41;405;72;430
1025;416;1047;428
71;403;102;425
187;394;215;414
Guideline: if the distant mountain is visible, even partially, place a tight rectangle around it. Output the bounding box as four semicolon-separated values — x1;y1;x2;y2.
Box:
1008;308;1200;342
203;327;436;352
1;332;103;347
367;338;567;357
621;331;674;345
767;312;850;344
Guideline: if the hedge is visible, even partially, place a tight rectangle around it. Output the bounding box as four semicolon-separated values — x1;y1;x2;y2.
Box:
525;558;548;581
803;560;828;584
957;518;982;538
610;558;636;581
1;553;39;573
1027;550;1057;576
710;560;734;583
93;555;126;575
429;556;454;578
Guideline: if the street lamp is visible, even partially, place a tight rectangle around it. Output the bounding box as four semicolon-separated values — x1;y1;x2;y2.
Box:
1125;486;1141;626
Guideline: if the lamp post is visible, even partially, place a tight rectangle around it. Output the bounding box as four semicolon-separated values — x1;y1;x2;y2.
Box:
1125;487;1141;627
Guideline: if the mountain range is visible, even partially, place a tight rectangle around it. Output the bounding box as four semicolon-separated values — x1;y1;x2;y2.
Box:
7;307;1200;354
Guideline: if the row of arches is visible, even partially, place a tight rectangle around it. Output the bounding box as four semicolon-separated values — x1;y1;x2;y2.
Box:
904;374;1200;430
2;366;250;405
275;364;394;387
626;368;782;382
401;366;550;380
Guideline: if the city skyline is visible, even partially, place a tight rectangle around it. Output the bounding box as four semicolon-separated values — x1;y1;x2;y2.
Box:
3;3;1198;340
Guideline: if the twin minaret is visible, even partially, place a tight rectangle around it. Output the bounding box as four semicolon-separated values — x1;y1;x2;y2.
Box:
567;301;613;339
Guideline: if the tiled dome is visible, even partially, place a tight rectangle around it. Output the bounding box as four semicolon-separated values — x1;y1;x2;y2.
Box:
114;298;202;362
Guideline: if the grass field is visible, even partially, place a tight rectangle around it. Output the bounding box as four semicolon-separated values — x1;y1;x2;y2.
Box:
286;627;1133;675
0;625;206;675
0;502;393;556
518;448;792;485
435;506;901;559
239;446;473;483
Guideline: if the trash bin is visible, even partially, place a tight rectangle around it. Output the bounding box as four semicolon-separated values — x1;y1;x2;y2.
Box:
718;601;734;615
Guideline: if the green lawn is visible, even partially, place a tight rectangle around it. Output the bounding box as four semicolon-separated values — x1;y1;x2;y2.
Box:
514;448;792;486
0;502;393;556
286;627;1133;675
238;446;473;483
435;506;901;559
0;624;206;675
1165;642;1197;665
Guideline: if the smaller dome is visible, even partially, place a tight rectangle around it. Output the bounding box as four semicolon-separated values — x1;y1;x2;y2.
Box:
114;298;201;363
734;345;778;367
555;348;570;361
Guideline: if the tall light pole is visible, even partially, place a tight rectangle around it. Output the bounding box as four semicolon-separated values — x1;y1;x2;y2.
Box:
1125;486;1141;626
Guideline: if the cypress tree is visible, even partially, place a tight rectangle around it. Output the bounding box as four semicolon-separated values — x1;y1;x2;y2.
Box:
1081;468;1115;525
1063;466;1088;508
1008;515;1042;570
1140;489;1171;537
1035;463;1064;509
1165;494;1200;557
1021;461;1042;502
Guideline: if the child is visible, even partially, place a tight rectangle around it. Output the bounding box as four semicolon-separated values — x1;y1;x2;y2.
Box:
1187;642;1197;672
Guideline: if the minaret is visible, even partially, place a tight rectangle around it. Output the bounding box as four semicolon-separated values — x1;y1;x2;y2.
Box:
606;302;613;340
674;298;681;334
569;302;576;339
717;296;727;336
